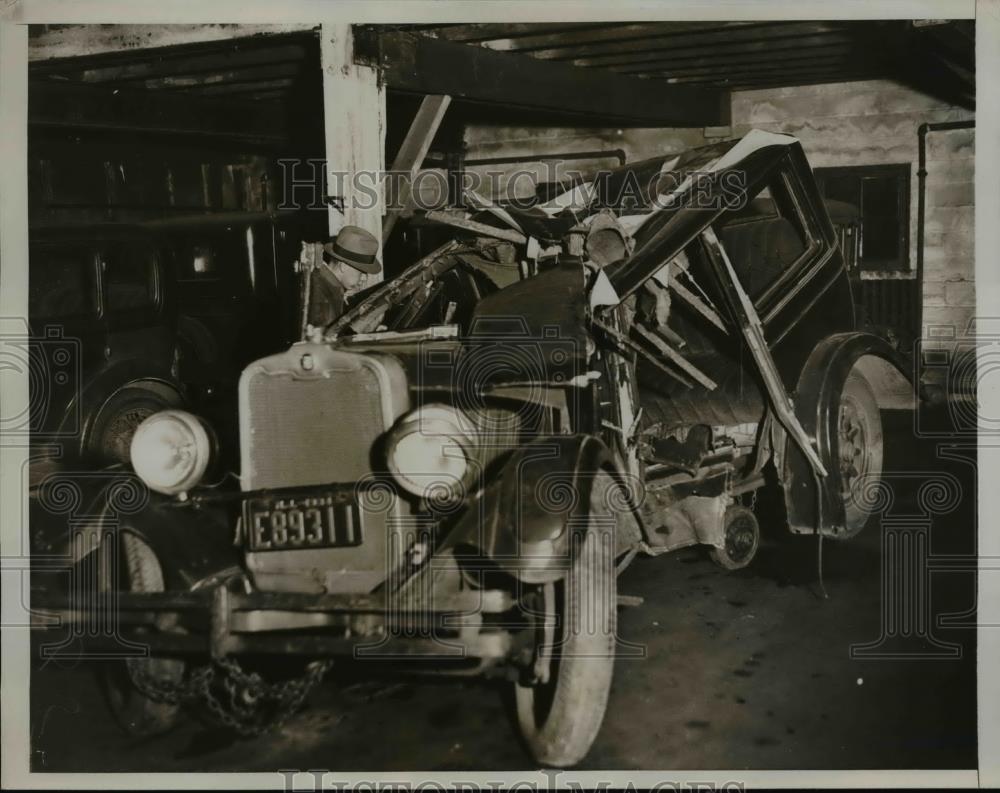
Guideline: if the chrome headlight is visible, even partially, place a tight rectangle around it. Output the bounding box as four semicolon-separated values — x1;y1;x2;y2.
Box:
386;405;474;501
129;409;212;496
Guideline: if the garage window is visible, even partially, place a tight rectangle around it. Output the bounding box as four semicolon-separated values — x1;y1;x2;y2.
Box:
814;164;911;272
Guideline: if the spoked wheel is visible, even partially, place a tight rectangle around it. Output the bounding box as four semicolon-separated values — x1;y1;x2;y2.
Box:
98;532;186;736
710;504;760;571
87;386;181;466
837;370;883;537
513;473;617;768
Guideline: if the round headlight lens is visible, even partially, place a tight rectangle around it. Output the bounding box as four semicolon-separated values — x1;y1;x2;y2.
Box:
129;409;211;496
387;405;473;500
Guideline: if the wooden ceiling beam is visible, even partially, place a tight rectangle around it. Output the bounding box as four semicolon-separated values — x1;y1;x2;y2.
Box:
460;21;759;52
709;70;878;91
28;25;315;64
181;78;298;96
370;30;729;127
614;44;852;76
425;23;620;44
523;22;853;61
136;63;302;91
39;43;311;85
640;54;854;81
600;37;856;71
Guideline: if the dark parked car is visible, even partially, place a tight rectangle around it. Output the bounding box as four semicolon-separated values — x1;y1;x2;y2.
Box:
146;210;323;396
34;131;916;766
28;224;184;469
142;210;325;459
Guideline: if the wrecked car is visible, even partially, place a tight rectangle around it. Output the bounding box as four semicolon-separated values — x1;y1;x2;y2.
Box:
33;130;915;767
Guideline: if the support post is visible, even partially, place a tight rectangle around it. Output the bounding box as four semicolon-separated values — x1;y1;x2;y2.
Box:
320;23;386;277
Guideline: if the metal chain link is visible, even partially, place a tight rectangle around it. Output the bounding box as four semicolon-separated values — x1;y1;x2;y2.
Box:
126;655;333;737
125;657;208;705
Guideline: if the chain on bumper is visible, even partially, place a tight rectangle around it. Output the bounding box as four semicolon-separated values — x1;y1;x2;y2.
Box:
127;654;333;737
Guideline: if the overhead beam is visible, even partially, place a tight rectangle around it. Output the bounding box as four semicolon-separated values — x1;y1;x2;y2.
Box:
28;24;314;62
49;43;310;86
370;31;728;127
605;37;856;71
521;22;852;61
137;62;302;91
28;80;287;144
722;71;878;91
644;55;854;81
852;21;974;110
447;22;754;52
429;23;618;44
626;47;854;79
191;78;297;96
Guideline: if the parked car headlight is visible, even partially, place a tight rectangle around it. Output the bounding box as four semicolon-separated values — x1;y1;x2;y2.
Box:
129;409;212;496
386;405;474;501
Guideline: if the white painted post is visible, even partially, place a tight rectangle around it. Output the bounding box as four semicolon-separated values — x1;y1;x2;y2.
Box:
319;23;386;279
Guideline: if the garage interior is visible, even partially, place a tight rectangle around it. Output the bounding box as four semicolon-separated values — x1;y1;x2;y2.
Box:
27;21;977;771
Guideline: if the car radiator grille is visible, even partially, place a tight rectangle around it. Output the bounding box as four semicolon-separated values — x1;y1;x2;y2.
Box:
240;346;409;491
238;345;411;594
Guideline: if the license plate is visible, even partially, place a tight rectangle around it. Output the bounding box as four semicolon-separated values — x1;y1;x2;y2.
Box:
244;490;362;552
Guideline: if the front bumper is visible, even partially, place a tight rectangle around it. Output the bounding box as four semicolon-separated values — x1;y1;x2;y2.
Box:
32;586;516;662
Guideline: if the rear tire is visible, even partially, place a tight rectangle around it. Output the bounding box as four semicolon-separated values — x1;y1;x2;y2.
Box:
837;370;883;537
513;473;617;767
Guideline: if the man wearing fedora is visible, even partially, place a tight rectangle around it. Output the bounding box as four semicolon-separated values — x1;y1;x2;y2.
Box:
301;224;382;337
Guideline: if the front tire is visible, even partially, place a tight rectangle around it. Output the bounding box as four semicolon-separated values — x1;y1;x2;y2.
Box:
513;473;617;767
99;532;185;736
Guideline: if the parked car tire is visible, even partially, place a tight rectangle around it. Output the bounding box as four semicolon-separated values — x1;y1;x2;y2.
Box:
99;532;185;737
86;384;182;466
513;472;617;768
837;369;883;537
710;504;760;570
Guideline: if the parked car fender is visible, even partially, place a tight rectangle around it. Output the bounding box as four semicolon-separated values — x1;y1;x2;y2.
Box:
779;331;915;536
176;314;222;370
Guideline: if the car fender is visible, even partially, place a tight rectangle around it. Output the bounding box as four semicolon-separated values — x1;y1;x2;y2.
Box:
778;331;915;536
441;435;639;584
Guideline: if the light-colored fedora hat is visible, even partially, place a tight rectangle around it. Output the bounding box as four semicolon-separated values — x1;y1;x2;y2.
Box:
323;225;382;274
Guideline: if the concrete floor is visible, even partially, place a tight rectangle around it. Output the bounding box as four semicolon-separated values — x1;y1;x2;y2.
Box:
30;412;978;771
